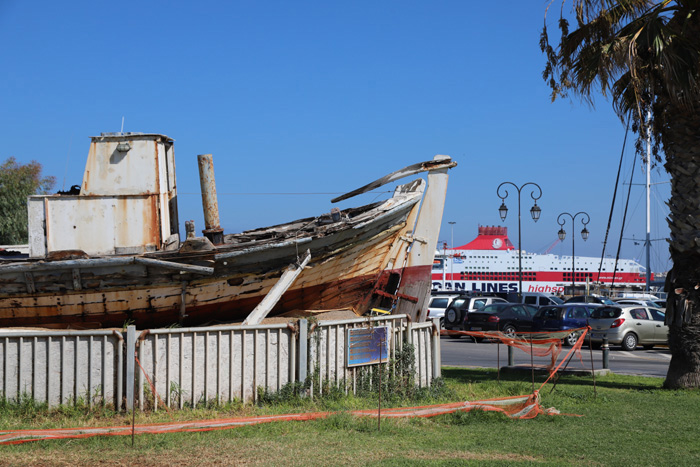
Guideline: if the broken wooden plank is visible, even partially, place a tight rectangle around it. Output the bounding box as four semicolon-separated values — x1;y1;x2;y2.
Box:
243;250;311;325
331;155;456;203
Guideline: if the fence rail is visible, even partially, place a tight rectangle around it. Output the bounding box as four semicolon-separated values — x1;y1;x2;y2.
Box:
0;316;441;410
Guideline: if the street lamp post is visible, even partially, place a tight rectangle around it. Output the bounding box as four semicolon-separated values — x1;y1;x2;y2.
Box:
448;222;456;290
556;212;590;293
497;182;542;300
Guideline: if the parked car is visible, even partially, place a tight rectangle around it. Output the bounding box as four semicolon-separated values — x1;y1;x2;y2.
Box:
507;292;564;307
615;298;660;307
588;305;668;351
531;303;601;346
443;294;509;336
564;295;617;305
463;303;538;338
426;293;460;327
615;298;666;310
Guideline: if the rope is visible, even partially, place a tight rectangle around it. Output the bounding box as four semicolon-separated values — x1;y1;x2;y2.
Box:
134;356;170;413
598;113;631;283
611;146;638;287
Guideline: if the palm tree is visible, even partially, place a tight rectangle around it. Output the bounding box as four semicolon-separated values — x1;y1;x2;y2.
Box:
541;1;700;388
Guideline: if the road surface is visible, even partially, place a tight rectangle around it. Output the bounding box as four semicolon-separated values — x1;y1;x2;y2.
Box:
440;335;671;378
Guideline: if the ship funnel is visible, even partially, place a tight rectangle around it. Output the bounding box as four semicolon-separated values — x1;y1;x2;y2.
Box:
197;154;224;245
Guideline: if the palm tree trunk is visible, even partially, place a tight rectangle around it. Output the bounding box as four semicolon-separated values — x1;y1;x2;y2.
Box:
662;99;700;389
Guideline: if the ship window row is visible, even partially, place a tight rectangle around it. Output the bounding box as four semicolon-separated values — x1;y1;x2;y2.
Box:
460;272;537;278
465;256;532;260
465;266;535;270
563;272;595;279
549;267;592;271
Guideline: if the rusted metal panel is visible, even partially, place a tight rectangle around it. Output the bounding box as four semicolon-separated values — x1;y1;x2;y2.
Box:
26;133;177;258
27;198;47;257
28;195;161;256
81;134;173;196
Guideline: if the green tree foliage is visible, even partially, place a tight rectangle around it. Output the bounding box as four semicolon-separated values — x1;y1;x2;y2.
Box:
0;157;56;244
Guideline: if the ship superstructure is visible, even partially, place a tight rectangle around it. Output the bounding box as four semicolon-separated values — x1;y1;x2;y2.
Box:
432;226;649;294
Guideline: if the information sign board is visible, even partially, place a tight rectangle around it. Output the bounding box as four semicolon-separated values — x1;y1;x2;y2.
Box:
346;326;389;367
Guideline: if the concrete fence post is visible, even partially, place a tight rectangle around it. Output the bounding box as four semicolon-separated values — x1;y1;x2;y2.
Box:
298;319;308;385
125;325;136;412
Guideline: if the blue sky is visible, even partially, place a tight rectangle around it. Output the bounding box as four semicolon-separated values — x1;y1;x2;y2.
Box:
0;1;671;272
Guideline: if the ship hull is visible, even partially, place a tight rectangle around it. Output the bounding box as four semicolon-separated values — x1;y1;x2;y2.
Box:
1;133;455;329
0;186;430;329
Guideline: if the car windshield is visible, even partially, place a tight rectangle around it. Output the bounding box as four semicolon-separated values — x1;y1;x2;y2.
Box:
534;306;560;319
550;296;565;304
429;298;450;308
590;307;622;319
479;303;509;314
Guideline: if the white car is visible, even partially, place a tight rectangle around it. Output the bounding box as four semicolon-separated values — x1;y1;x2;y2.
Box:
427;294;460;327
615;298;665;309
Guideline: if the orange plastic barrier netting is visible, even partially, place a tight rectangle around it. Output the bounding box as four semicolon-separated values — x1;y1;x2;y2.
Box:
0;329;590;445
0;394;569;445
441;327;592;376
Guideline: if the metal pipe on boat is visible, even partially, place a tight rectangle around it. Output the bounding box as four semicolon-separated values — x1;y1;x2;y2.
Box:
197;154;224;244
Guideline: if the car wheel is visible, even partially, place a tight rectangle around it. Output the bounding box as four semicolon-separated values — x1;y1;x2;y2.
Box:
444;307;463;327
502;324;517;338
564;331;579;347
621;333;638;351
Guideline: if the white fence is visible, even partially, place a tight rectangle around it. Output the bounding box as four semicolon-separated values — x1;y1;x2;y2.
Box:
0;315;441;410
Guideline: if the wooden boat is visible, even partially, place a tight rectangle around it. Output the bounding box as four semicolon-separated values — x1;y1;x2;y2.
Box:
0;133;456;329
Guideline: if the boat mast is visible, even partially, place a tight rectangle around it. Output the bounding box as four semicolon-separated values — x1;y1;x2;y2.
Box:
645;111;651;292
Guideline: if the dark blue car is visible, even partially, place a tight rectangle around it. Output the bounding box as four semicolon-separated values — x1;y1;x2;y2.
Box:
531;304;602;346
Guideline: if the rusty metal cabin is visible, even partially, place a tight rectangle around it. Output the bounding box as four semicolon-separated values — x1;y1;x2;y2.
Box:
27;133;179;257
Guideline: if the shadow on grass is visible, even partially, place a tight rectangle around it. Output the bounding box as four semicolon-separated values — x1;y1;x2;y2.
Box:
441;367;664;391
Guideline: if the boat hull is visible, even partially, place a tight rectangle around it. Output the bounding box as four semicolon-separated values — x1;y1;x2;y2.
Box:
0;181;434;329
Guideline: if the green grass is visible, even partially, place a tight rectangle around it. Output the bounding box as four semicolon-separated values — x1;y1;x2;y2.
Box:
1;368;698;466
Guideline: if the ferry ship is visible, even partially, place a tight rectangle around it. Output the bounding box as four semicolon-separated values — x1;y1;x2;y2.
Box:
432;225;650;295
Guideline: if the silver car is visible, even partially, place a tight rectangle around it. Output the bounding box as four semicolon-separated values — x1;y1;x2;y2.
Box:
427;294;460;327
588;305;668;351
